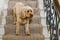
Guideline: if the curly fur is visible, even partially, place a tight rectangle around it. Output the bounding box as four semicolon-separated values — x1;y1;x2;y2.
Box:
13;2;33;35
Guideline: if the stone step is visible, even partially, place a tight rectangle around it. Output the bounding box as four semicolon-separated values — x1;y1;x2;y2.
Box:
6;16;41;24
3;34;44;40
8;1;38;8
7;8;40;16
9;0;37;2
4;24;43;35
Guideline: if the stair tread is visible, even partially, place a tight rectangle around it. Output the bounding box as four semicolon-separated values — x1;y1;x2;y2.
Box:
6;15;40;17
7;8;40;16
4;24;43;35
9;1;36;2
8;1;37;8
7;7;39;9
3;34;44;40
4;34;43;37
5;24;42;27
9;0;36;1
6;15;41;24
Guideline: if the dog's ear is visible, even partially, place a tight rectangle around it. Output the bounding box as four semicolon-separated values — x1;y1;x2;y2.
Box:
30;13;33;18
20;9;26;18
30;9;33;18
25;10;30;17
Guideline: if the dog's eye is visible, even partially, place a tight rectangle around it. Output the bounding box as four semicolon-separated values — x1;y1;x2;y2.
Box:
30;10;32;12
27;10;29;13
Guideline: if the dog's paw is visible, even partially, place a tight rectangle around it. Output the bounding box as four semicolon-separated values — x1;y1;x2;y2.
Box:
14;22;16;25
16;32;20;36
25;31;30;36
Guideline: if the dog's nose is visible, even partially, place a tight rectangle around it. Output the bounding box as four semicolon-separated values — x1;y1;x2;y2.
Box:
30;13;33;17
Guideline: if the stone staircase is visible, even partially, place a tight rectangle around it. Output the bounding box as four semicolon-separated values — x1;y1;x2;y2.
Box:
3;0;44;40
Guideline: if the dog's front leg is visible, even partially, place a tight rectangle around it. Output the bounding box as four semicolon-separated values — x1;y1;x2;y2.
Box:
25;19;30;36
14;14;16;25
13;8;16;25
16;16;20;35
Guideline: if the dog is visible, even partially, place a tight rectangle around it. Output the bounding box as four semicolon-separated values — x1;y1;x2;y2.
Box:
13;2;33;35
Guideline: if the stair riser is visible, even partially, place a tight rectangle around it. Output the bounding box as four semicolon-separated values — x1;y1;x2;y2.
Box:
8;1;37;8
7;8;40;16
0;16;2;25
3;35;44;40
6;16;41;24
4;24;43;35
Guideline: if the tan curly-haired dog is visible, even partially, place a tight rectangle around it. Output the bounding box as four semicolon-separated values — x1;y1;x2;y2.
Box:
13;2;33;35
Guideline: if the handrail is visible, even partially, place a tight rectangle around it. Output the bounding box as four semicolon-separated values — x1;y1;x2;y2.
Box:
43;0;59;40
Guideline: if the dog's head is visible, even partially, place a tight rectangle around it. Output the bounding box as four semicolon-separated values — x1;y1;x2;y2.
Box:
24;6;33;18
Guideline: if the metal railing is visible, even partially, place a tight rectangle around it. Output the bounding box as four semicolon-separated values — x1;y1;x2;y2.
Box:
43;0;59;40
